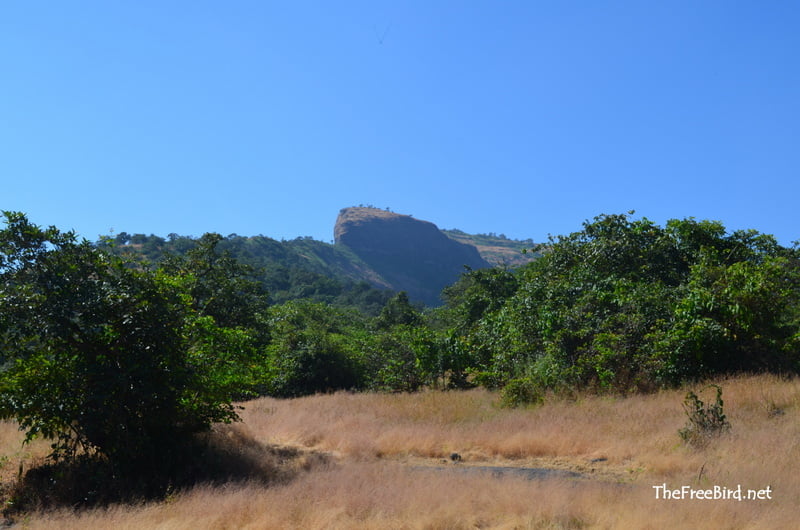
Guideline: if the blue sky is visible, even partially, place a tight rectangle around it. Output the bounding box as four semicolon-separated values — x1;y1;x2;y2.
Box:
2;2;798;245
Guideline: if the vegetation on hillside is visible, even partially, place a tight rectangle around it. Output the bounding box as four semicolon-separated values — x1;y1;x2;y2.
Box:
1;210;799;515
442;228;539;266
98;232;395;315
6;211;800;403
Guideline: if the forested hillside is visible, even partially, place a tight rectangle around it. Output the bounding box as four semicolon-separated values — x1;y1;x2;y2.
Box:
84;212;800;398
98;232;396;315
97;207;532;309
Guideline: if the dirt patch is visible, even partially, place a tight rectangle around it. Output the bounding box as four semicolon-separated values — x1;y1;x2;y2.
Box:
374;453;637;483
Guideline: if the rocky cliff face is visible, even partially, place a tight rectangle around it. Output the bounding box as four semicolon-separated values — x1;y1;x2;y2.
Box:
334;207;490;305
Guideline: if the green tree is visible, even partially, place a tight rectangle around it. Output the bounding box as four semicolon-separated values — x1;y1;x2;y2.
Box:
440;267;521;385
265;300;364;396
0;212;243;472
656;255;800;381
159;232;270;332
375;291;422;330
362;325;425;392
461;213;800;392
442;267;519;331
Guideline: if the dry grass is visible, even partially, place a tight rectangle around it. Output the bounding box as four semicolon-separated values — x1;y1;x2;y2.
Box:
3;373;799;528
0;421;50;487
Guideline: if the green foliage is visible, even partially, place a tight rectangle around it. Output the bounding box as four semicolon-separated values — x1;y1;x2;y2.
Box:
375;291;423;329
367;327;425;392
500;378;544;408
264;300;364;397
0;212;263;472
438;267;522;385
99;232;395;315
363;295;480;391
658;256;800;380
4;206;798;471
160;232;270;331
678;385;731;447
443;213;800;393
442;267;519;331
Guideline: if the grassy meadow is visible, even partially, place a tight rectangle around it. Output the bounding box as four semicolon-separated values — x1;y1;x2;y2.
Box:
1;373;798;529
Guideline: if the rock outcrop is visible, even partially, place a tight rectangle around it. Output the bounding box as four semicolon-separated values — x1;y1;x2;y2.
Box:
334;207;490;305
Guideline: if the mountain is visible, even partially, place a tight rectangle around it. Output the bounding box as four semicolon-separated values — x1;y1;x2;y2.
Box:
441;229;538;267
100;207;537;309
334;207;491;305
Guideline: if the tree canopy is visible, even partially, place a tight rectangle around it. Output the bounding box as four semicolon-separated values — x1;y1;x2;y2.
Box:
443;214;800;392
0;212;265;471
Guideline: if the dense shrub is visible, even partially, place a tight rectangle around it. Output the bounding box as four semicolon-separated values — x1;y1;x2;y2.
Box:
265;301;364;396
500;378;544;408
0;213;258;473
442;213;800;393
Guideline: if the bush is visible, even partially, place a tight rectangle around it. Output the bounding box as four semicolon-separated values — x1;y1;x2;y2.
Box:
678;384;731;447
265;301;364;396
267;330;361;397
470;370;504;389
448;214;800;393
500;378;544;408
0;213;253;473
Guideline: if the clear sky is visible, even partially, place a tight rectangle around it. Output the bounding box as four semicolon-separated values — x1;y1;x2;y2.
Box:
2;2;798;245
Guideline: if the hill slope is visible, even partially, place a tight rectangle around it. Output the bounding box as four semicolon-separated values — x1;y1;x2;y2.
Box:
441;229;538;267
99;208;537;309
100;233;396;314
334;207;490;306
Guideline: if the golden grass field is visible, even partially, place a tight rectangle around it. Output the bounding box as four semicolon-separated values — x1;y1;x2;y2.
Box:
1;373;798;529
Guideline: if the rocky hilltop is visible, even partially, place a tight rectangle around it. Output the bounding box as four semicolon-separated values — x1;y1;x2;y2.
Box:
334;207;490;305
442;229;538;267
